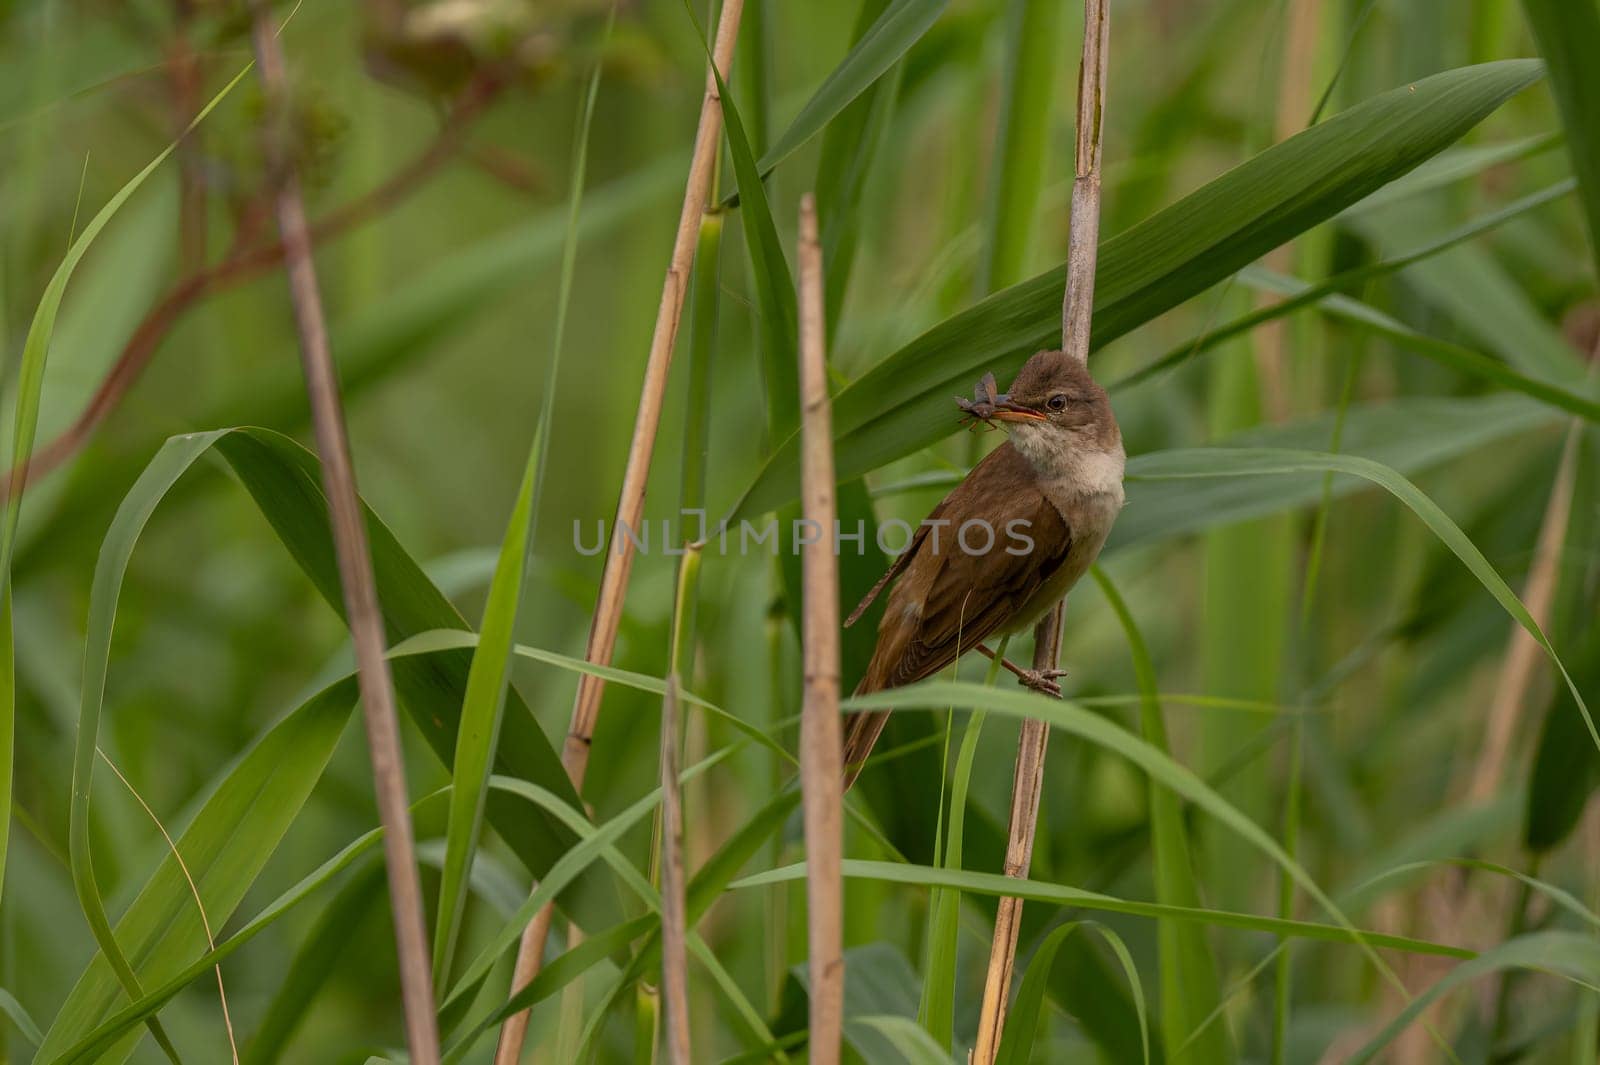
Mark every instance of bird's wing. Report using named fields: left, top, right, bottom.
left=860, top=449, right=1073, bottom=692
left=845, top=499, right=947, bottom=627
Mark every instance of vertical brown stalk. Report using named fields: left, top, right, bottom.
left=970, top=609, right=1061, bottom=1064
left=496, top=2, right=746, bottom=1059
left=1467, top=415, right=1587, bottom=801
left=1254, top=0, right=1324, bottom=423
left=246, top=7, right=439, bottom=1064
left=797, top=192, right=844, bottom=1065
left=973, top=3, right=1109, bottom=1061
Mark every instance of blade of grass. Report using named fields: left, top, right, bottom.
left=242, top=863, right=386, bottom=1065
left=1113, top=179, right=1581, bottom=393
left=731, top=60, right=1545, bottom=519
left=1521, top=0, right=1600, bottom=282
left=1231, top=265, right=1600, bottom=424
left=43, top=672, right=353, bottom=1064
left=680, top=212, right=725, bottom=533
left=1344, top=201, right=1583, bottom=387
left=65, top=434, right=232, bottom=1065
left=96, top=749, right=239, bottom=1064
left=814, top=0, right=894, bottom=331
left=477, top=768, right=783, bottom=1065
left=978, top=0, right=1065, bottom=296
left=51, top=628, right=787, bottom=1064
left=445, top=754, right=735, bottom=1027
left=1130, top=447, right=1597, bottom=749
left=1092, top=566, right=1227, bottom=1065
left=745, top=0, right=946, bottom=189
left=39, top=423, right=603, bottom=1062
left=53, top=759, right=729, bottom=1065
left=919, top=639, right=1008, bottom=1050
left=1343, top=131, right=1563, bottom=217
left=0, top=987, right=41, bottom=1049
left=15, top=67, right=249, bottom=1065
left=713, top=53, right=798, bottom=440
left=993, top=922, right=1148, bottom=1065
left=735, top=858, right=1469, bottom=959
left=457, top=787, right=804, bottom=1058
left=432, top=1, right=614, bottom=992
left=1349, top=932, right=1600, bottom=1064
left=432, top=443, right=540, bottom=984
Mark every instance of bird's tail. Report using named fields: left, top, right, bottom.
left=841, top=675, right=889, bottom=792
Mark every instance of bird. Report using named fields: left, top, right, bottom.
left=841, top=347, right=1125, bottom=787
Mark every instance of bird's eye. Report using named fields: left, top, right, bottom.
left=1047, top=393, right=1069, bottom=411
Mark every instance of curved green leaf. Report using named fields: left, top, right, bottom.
left=0, top=986, right=42, bottom=1048
left=713, top=59, right=798, bottom=438
left=432, top=6, right=613, bottom=985
left=43, top=669, right=355, bottom=1064
left=1234, top=264, right=1600, bottom=424
left=995, top=922, right=1148, bottom=1065
left=731, top=60, right=1544, bottom=519
left=1348, top=932, right=1600, bottom=1064
left=6, top=72, right=250, bottom=1055
left=752, top=0, right=947, bottom=187
left=1108, top=395, right=1554, bottom=551
left=243, top=862, right=386, bottom=1065
left=1116, top=180, right=1596, bottom=414
left=1093, top=568, right=1222, bottom=1064
left=734, top=858, right=1468, bottom=959
left=1522, top=0, right=1600, bottom=279
left=1128, top=447, right=1596, bottom=750
left=39, top=424, right=602, bottom=1064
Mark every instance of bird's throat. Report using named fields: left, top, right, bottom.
left=1009, top=425, right=1126, bottom=502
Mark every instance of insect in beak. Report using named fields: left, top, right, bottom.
left=955, top=372, right=1003, bottom=430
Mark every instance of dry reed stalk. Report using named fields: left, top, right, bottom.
left=99, top=749, right=238, bottom=1064
left=1467, top=418, right=1585, bottom=801
left=495, top=3, right=746, bottom=1058
left=247, top=5, right=439, bottom=1062
left=970, top=607, right=1062, bottom=1065
left=1414, top=359, right=1600, bottom=1057
left=1254, top=0, right=1324, bottom=423
left=797, top=192, right=845, bottom=1065
left=972, top=3, right=1109, bottom=1060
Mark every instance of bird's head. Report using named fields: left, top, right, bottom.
left=991, top=349, right=1120, bottom=454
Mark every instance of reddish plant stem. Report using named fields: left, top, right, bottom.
left=169, top=0, right=208, bottom=274
left=0, top=70, right=505, bottom=503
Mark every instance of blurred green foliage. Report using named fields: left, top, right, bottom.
left=2, top=1, right=1599, bottom=1062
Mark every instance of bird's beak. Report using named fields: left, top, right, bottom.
left=990, top=394, right=1047, bottom=423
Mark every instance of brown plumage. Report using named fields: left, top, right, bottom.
left=842, top=349, right=1125, bottom=787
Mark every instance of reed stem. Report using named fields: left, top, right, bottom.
left=246, top=6, right=438, bottom=1062
left=972, top=2, right=1109, bottom=1059
left=495, top=3, right=746, bottom=1058
left=797, top=192, right=845, bottom=1065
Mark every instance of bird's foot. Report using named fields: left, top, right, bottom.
left=1015, top=668, right=1068, bottom=699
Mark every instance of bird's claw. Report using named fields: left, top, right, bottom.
left=1016, top=668, right=1067, bottom=698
